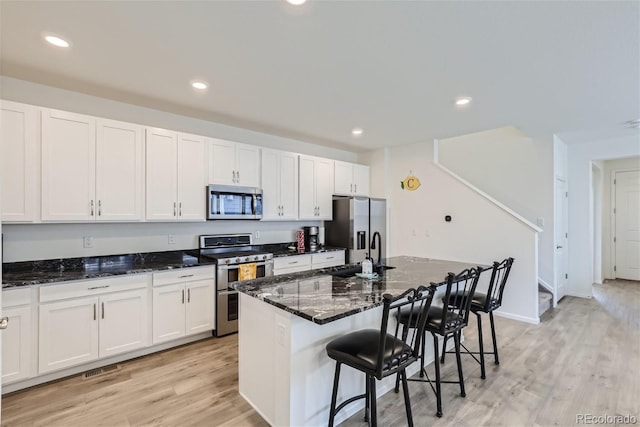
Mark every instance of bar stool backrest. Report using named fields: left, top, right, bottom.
left=375, top=285, right=436, bottom=380
left=433, top=267, right=481, bottom=335
left=482, top=257, right=515, bottom=312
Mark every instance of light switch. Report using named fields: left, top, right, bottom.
left=536, top=217, right=544, bottom=227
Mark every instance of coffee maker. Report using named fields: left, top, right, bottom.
left=303, top=226, right=319, bottom=252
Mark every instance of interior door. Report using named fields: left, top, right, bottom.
left=555, top=177, right=569, bottom=299
left=615, top=170, right=640, bottom=280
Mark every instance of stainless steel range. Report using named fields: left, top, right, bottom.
left=199, top=234, right=274, bottom=336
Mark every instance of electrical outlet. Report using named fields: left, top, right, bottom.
left=168, top=234, right=176, bottom=244
left=255, top=231, right=261, bottom=239
left=83, top=236, right=93, bottom=248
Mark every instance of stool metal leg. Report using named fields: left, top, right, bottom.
left=440, top=335, right=448, bottom=364
left=328, top=361, right=341, bottom=427
left=420, top=333, right=426, bottom=377
left=365, top=375, right=370, bottom=422
left=489, top=311, right=500, bottom=365
left=432, top=332, right=443, bottom=417
left=400, top=369, right=414, bottom=427
left=369, top=375, right=377, bottom=427
left=476, top=312, right=486, bottom=379
left=453, top=331, right=466, bottom=398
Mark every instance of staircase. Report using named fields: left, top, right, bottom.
left=538, top=284, right=553, bottom=316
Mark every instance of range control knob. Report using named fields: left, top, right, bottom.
left=235, top=257, right=241, bottom=263
left=262, top=255, right=267, bottom=260
left=252, top=256, right=258, bottom=261
left=224, top=259, right=230, bottom=264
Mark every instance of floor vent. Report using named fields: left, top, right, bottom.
left=82, top=364, right=120, bottom=379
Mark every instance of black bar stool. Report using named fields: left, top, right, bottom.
left=395, top=267, right=481, bottom=417
left=326, top=285, right=436, bottom=427
left=441, top=257, right=514, bottom=379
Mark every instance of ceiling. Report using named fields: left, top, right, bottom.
left=1, top=1, right=638, bottom=152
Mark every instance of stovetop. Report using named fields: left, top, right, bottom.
left=199, top=249, right=273, bottom=265
left=199, top=234, right=273, bottom=265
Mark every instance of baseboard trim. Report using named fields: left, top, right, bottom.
left=494, top=310, right=540, bottom=325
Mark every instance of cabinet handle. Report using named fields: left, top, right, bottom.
left=179, top=202, right=182, bottom=217
left=178, top=274, right=194, bottom=278
left=326, top=256, right=335, bottom=260
left=237, top=171, right=240, bottom=183
left=173, top=202, right=177, bottom=217
left=90, top=200, right=94, bottom=216
left=289, top=261, right=299, bottom=265
left=0, top=317, right=9, bottom=330
left=354, top=184, right=357, bottom=193
left=182, top=289, right=185, bottom=304
left=88, top=285, right=110, bottom=290
left=101, top=302, right=105, bottom=319
left=350, top=183, right=353, bottom=193
left=232, top=170, right=237, bottom=183
left=98, top=200, right=102, bottom=216
left=93, top=304, right=96, bottom=321
left=188, top=288, right=191, bottom=303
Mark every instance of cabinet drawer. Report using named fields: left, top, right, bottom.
left=273, top=255, right=311, bottom=271
left=311, top=251, right=345, bottom=267
left=2, top=287, right=31, bottom=308
left=39, top=274, right=151, bottom=303
left=152, top=266, right=215, bottom=287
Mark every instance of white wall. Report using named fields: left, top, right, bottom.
left=602, top=156, right=640, bottom=279
left=564, top=133, right=640, bottom=298
left=364, top=140, right=539, bottom=323
left=437, top=126, right=554, bottom=287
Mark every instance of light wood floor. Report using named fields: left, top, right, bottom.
left=2, top=279, right=638, bottom=427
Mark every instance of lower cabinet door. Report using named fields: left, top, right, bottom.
left=185, top=279, right=214, bottom=336
left=99, top=289, right=149, bottom=358
left=39, top=297, right=100, bottom=374
left=1, top=305, right=32, bottom=384
left=152, top=283, right=186, bottom=344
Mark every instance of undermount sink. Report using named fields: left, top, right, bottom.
left=328, top=265, right=396, bottom=278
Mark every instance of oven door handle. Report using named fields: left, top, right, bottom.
left=218, top=289, right=238, bottom=296
left=218, top=261, right=267, bottom=271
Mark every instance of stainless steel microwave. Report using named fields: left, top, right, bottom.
left=207, top=185, right=263, bottom=220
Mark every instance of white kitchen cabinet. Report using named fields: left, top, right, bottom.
left=41, top=109, right=96, bottom=221
left=145, top=128, right=207, bottom=221
left=0, top=100, right=39, bottom=222
left=1, top=288, right=33, bottom=384
left=39, top=296, right=100, bottom=374
left=41, top=109, right=145, bottom=222
left=209, top=138, right=260, bottom=187
left=334, top=161, right=370, bottom=196
left=311, top=250, right=346, bottom=269
left=273, top=254, right=312, bottom=275
left=95, top=118, right=145, bottom=221
left=152, top=267, right=215, bottom=344
left=261, top=149, right=298, bottom=220
left=38, top=275, right=150, bottom=374
left=298, top=155, right=334, bottom=220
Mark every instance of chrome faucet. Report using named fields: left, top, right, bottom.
left=370, top=231, right=382, bottom=267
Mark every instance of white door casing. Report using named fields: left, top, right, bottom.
left=614, top=170, right=640, bottom=280
left=555, top=177, right=569, bottom=299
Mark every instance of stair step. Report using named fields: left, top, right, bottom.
left=538, top=284, right=553, bottom=316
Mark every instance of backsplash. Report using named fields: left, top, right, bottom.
left=2, top=220, right=322, bottom=263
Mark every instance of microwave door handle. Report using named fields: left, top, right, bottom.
left=252, top=194, right=257, bottom=215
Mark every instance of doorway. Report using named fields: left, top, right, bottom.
left=555, top=176, right=569, bottom=300
left=614, top=170, right=640, bottom=280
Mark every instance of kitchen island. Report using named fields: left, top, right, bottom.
left=235, top=256, right=481, bottom=427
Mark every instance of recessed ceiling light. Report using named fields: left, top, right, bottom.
left=191, top=81, right=208, bottom=90
left=455, top=97, right=472, bottom=106
left=286, top=0, right=307, bottom=5
left=352, top=128, right=364, bottom=137
left=44, top=34, right=70, bottom=48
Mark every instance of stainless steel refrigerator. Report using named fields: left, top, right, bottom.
left=324, top=196, right=387, bottom=264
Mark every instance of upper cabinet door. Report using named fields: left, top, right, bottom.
left=333, top=161, right=353, bottom=196
left=177, top=133, right=207, bottom=221
left=279, top=151, right=298, bottom=220
left=314, top=157, right=334, bottom=220
left=298, top=155, right=317, bottom=220
left=41, top=109, right=96, bottom=221
left=0, top=101, right=39, bottom=222
left=145, top=127, right=178, bottom=221
left=261, top=149, right=280, bottom=220
left=96, top=119, right=144, bottom=221
left=235, top=143, right=260, bottom=187
left=209, top=138, right=236, bottom=185
left=352, top=164, right=370, bottom=196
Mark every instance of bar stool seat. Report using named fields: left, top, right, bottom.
left=326, top=330, right=412, bottom=373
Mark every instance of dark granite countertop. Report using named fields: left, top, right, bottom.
left=234, top=256, right=481, bottom=325
left=2, top=250, right=216, bottom=288
left=261, top=243, right=345, bottom=258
